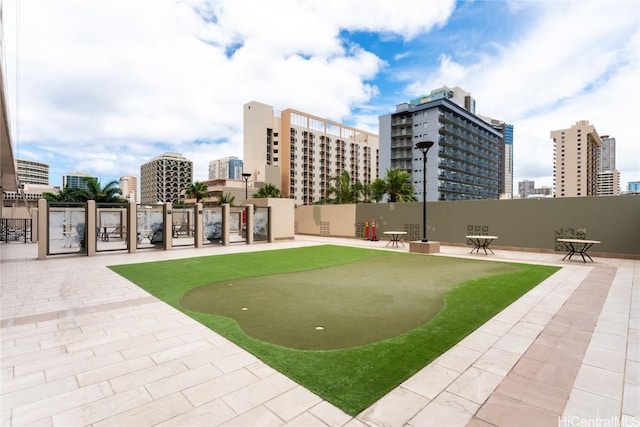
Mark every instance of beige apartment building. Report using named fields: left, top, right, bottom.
left=551, top=120, right=602, bottom=197
left=243, top=101, right=379, bottom=205
left=119, top=175, right=138, bottom=203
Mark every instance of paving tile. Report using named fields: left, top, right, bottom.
left=265, top=385, right=324, bottom=422
left=473, top=347, right=521, bottom=376
left=109, top=359, right=188, bottom=393
left=93, top=392, right=194, bottom=427
left=183, top=368, right=261, bottom=407
left=76, top=355, right=155, bottom=386
left=433, top=345, right=483, bottom=373
left=457, top=330, right=501, bottom=353
left=219, top=405, right=283, bottom=427
left=45, top=350, right=124, bottom=381
left=407, top=391, right=479, bottom=427
left=149, top=339, right=214, bottom=364
left=222, top=373, right=298, bottom=415
left=588, top=330, right=628, bottom=352
left=625, top=360, right=640, bottom=386
left=120, top=336, right=184, bottom=359
left=0, top=370, right=45, bottom=394
left=492, top=332, right=535, bottom=354
left=283, top=411, right=328, bottom=426
left=359, top=386, right=429, bottom=427
left=623, top=383, right=639, bottom=417
left=572, top=364, right=624, bottom=400
left=1, top=375, right=78, bottom=409
left=446, top=367, right=503, bottom=405
left=145, top=363, right=224, bottom=400
left=51, top=386, right=153, bottom=426
left=155, top=398, right=238, bottom=427
left=562, top=388, right=622, bottom=424
left=11, top=381, right=114, bottom=425
left=401, top=363, right=460, bottom=399
left=474, top=393, right=558, bottom=426
left=582, top=345, right=626, bottom=373
left=520, top=381, right=568, bottom=415
left=308, top=401, right=353, bottom=427
left=213, top=350, right=260, bottom=373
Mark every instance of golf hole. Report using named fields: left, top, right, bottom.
left=315, top=326, right=324, bottom=331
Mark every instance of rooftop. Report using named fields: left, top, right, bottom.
left=1, top=237, right=637, bottom=426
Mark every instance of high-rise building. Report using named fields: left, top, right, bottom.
left=63, top=172, right=96, bottom=190
left=119, top=175, right=138, bottom=203
left=16, top=159, right=49, bottom=186
left=480, top=116, right=513, bottom=199
left=413, top=86, right=476, bottom=114
left=628, top=181, right=640, bottom=193
left=243, top=101, right=379, bottom=205
left=551, top=120, right=602, bottom=197
left=596, top=135, right=620, bottom=196
left=379, top=97, right=503, bottom=201
left=209, top=156, right=244, bottom=180
left=518, top=180, right=535, bottom=198
left=140, top=152, right=193, bottom=204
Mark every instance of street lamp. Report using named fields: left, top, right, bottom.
left=242, top=173, right=251, bottom=200
left=415, top=141, right=435, bottom=242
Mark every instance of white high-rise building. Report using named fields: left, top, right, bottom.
left=140, top=153, right=193, bottom=204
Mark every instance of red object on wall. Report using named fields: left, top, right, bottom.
left=364, top=220, right=369, bottom=240
left=371, top=219, right=378, bottom=241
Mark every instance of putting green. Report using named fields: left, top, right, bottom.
left=180, top=255, right=518, bottom=350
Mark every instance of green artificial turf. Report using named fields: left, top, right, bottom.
left=109, top=245, right=559, bottom=416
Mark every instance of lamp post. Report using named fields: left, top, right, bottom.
left=415, top=141, right=434, bottom=242
left=242, top=173, right=251, bottom=200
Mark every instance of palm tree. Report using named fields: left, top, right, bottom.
left=254, top=183, right=281, bottom=198
left=186, top=181, right=209, bottom=203
left=83, top=177, right=124, bottom=202
left=42, top=186, right=89, bottom=202
left=217, top=193, right=235, bottom=206
left=382, top=168, right=416, bottom=202
left=326, top=171, right=359, bottom=204
left=370, top=178, right=388, bottom=203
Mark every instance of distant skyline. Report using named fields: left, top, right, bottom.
left=2, top=0, right=639, bottom=190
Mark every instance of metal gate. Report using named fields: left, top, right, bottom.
left=1, top=218, right=32, bottom=243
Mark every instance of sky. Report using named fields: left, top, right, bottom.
left=1, top=0, right=639, bottom=192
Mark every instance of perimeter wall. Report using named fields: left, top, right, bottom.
left=295, top=195, right=640, bottom=259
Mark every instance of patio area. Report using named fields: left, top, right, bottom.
left=1, top=236, right=638, bottom=426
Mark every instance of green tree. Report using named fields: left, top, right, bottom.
left=325, top=171, right=359, bottom=204
left=42, top=186, right=89, bottom=202
left=186, top=181, right=209, bottom=203
left=254, top=183, right=281, bottom=198
left=370, top=178, right=388, bottom=203
left=217, top=193, right=235, bottom=206
left=83, top=177, right=124, bottom=202
left=378, top=168, right=417, bottom=203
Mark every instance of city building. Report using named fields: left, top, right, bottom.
left=119, top=175, right=138, bottom=203
left=414, top=86, right=476, bottom=114
left=243, top=101, right=379, bottom=205
left=63, top=172, right=96, bottom=191
left=140, top=152, right=193, bottom=204
left=480, top=116, right=513, bottom=199
left=596, top=135, right=620, bottom=196
left=518, top=180, right=535, bottom=198
left=16, top=159, right=49, bottom=186
left=209, top=156, right=244, bottom=180
left=628, top=181, right=640, bottom=193
left=550, top=120, right=602, bottom=197
left=379, top=97, right=503, bottom=201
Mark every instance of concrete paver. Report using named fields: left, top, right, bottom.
left=1, top=237, right=637, bottom=426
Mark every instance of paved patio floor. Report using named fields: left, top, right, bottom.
left=1, top=236, right=638, bottom=426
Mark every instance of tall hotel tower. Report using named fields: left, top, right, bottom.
left=243, top=101, right=379, bottom=205
left=551, top=120, right=602, bottom=197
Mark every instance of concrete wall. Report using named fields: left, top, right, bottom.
left=251, top=197, right=295, bottom=240
left=295, top=204, right=357, bottom=237
left=296, top=195, right=640, bottom=258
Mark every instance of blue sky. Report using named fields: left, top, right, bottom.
left=2, top=0, right=639, bottom=191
